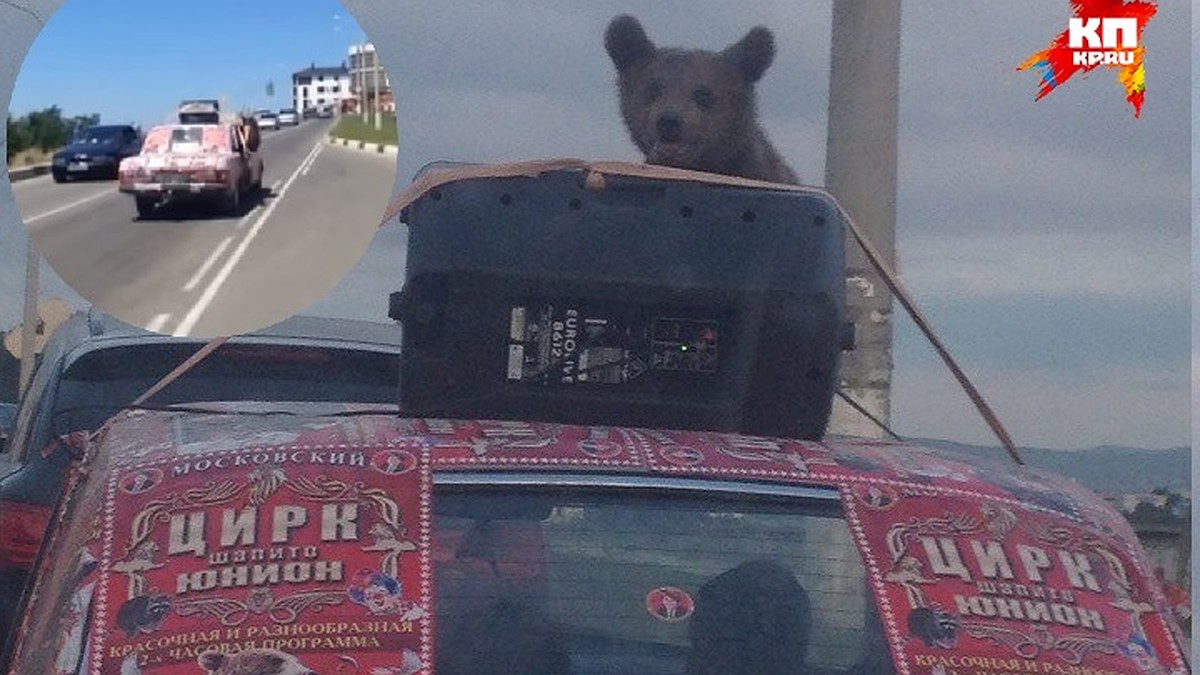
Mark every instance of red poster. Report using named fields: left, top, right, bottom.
left=843, top=485, right=1189, bottom=675
left=77, top=443, right=433, bottom=675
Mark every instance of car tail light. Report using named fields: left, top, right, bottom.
left=214, top=169, right=230, bottom=183
left=0, top=501, right=52, bottom=567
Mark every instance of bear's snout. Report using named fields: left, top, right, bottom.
left=655, top=113, right=683, bottom=143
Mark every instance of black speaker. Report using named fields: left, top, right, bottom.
left=393, top=165, right=848, bottom=440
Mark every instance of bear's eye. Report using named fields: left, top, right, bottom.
left=644, top=80, right=663, bottom=102
left=692, top=88, right=715, bottom=110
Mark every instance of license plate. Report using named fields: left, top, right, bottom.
left=159, top=173, right=189, bottom=186
left=68, top=162, right=88, bottom=171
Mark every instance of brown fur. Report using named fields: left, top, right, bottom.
left=197, top=648, right=316, bottom=675
left=605, top=15, right=798, bottom=184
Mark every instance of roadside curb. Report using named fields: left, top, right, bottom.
left=6, top=163, right=53, bottom=182
left=326, top=135, right=399, bottom=158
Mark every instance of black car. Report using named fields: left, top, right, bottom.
left=0, top=309, right=403, bottom=662
left=50, top=124, right=143, bottom=182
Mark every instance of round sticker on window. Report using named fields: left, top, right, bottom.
left=645, top=586, right=694, bottom=623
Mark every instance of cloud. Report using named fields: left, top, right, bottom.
left=894, top=291, right=1187, bottom=374
left=897, top=230, right=1189, bottom=299
left=897, top=132, right=1189, bottom=240
left=892, top=360, right=1189, bottom=450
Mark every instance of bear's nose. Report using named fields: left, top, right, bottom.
left=656, top=114, right=683, bottom=143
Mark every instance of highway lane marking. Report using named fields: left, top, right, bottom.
left=183, top=235, right=234, bottom=292
left=145, top=313, right=171, bottom=333
left=300, top=143, right=323, bottom=176
left=234, top=198, right=265, bottom=231
left=234, top=181, right=282, bottom=230
left=23, top=189, right=116, bottom=224
left=171, top=141, right=325, bottom=337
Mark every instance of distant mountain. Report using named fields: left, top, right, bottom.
left=910, top=438, right=1192, bottom=496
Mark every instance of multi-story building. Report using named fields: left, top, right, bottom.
left=347, top=43, right=395, bottom=114
left=291, top=63, right=352, bottom=115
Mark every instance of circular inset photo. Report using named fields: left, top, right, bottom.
left=8, top=0, right=397, bottom=337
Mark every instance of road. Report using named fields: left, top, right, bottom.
left=11, top=118, right=398, bottom=337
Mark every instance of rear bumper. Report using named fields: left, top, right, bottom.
left=119, top=182, right=229, bottom=197
left=52, top=157, right=120, bottom=178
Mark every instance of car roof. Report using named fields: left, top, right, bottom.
left=149, top=122, right=227, bottom=131
left=81, top=408, right=1129, bottom=533
left=40, top=309, right=403, bottom=372
left=10, top=411, right=1186, bottom=675
left=83, top=308, right=400, bottom=345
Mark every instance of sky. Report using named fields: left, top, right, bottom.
left=7, top=0, right=367, bottom=127
left=0, top=0, right=1193, bottom=452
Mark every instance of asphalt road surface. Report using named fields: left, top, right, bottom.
left=12, top=118, right=398, bottom=338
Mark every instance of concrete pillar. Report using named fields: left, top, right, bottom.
left=824, top=0, right=902, bottom=438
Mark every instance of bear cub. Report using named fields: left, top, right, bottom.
left=604, top=14, right=799, bottom=184
left=197, top=648, right=316, bottom=675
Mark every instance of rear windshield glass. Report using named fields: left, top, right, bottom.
left=73, top=126, right=127, bottom=144
left=433, top=485, right=894, bottom=674
left=47, top=344, right=399, bottom=443
left=141, top=126, right=227, bottom=154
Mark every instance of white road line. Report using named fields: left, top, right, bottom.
left=300, top=144, right=323, bottom=176
left=171, top=141, right=324, bottom=337
left=23, top=189, right=115, bottom=224
left=234, top=182, right=277, bottom=231
left=145, top=313, right=171, bottom=333
left=233, top=200, right=264, bottom=230
left=183, top=235, right=234, bottom=292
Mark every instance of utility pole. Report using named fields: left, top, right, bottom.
left=18, top=245, right=39, bottom=392
left=825, top=0, right=902, bottom=438
left=372, top=45, right=381, bottom=131
left=358, top=42, right=368, bottom=123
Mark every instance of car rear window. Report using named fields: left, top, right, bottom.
left=432, top=482, right=894, bottom=674
left=141, top=126, right=227, bottom=154
left=74, top=126, right=127, bottom=144
left=45, top=343, right=399, bottom=444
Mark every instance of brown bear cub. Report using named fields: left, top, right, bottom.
left=604, top=14, right=799, bottom=184
left=197, top=648, right=316, bottom=675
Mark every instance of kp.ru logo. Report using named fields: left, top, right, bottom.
left=1067, top=17, right=1137, bottom=65
left=1018, top=1, right=1158, bottom=118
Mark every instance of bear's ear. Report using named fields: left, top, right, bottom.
left=605, top=15, right=656, bottom=73
left=721, top=26, right=776, bottom=83
left=197, top=650, right=225, bottom=672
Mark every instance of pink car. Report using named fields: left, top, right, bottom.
left=117, top=122, right=265, bottom=219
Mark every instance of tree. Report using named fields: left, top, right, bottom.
left=67, top=113, right=101, bottom=138
left=6, top=106, right=98, bottom=165
left=1129, top=488, right=1189, bottom=525
left=6, top=114, right=32, bottom=162
left=23, top=105, right=71, bottom=151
